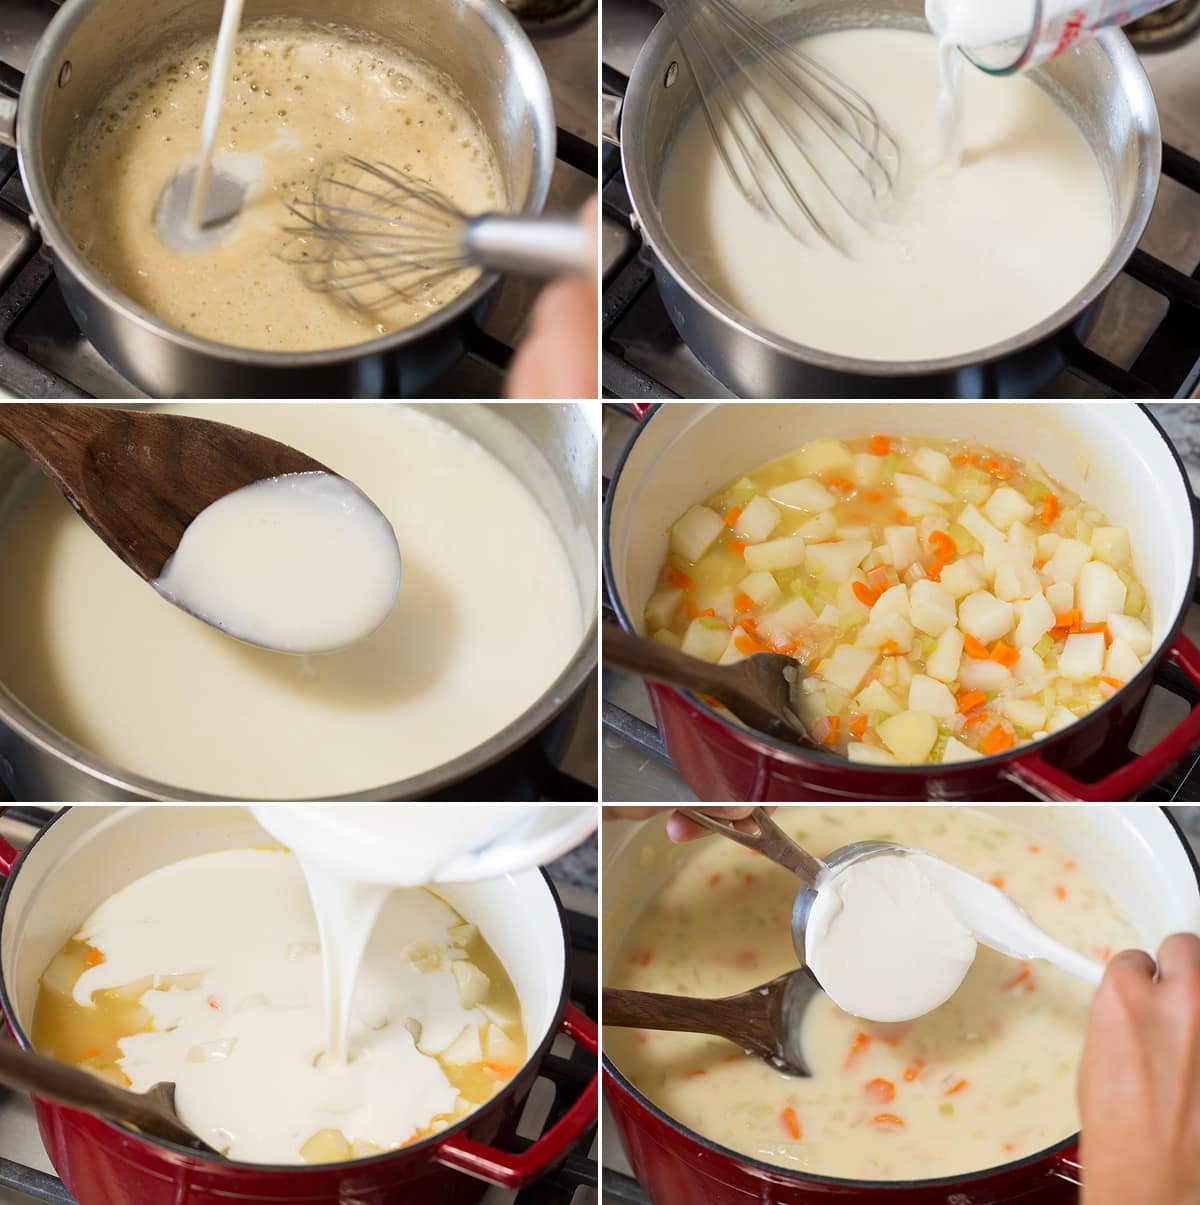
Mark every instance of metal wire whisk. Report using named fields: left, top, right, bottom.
left=281, top=157, right=593, bottom=312
left=663, top=0, right=902, bottom=246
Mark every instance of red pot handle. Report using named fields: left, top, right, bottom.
left=1005, top=632, right=1200, bottom=801
left=435, top=1004, right=597, bottom=1189
left=629, top=403, right=654, bottom=420
left=1049, top=1152, right=1083, bottom=1187
left=0, top=807, right=17, bottom=877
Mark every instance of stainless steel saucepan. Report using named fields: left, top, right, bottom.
left=0, top=0, right=555, bottom=398
left=607, top=0, right=1161, bottom=397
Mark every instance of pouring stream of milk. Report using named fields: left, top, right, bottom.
left=190, top=0, right=246, bottom=232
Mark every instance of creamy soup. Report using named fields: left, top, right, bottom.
left=0, top=404, right=584, bottom=798
left=33, top=847, right=527, bottom=1165
left=646, top=433, right=1150, bottom=764
left=607, top=806, right=1140, bottom=1181
left=657, top=27, right=1112, bottom=362
left=56, top=21, right=504, bottom=351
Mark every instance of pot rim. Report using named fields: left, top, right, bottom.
left=602, top=805, right=1200, bottom=1192
left=619, top=15, right=1161, bottom=379
left=0, top=805, right=575, bottom=1178
left=602, top=402, right=1199, bottom=778
left=15, top=0, right=556, bottom=369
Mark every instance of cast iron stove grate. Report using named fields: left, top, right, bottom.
left=0, top=808, right=599, bottom=1205
left=0, top=63, right=597, bottom=400
left=601, top=68, right=1200, bottom=401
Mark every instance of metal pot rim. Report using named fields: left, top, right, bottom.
left=15, top=0, right=556, bottom=369
left=618, top=17, right=1161, bottom=378
left=601, top=401, right=1198, bottom=777
left=602, top=805, right=1200, bottom=1191
left=0, top=806, right=576, bottom=1177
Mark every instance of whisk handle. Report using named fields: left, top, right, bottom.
left=464, top=217, right=593, bottom=279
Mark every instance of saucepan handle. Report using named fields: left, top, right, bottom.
left=601, top=93, right=622, bottom=146
left=1048, top=1151, right=1083, bottom=1187
left=0, top=96, right=15, bottom=149
left=628, top=403, right=655, bottom=419
left=1005, top=632, right=1200, bottom=801
left=0, top=807, right=17, bottom=877
left=435, top=1005, right=598, bottom=1189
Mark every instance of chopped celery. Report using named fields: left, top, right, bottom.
left=947, top=523, right=981, bottom=555
left=698, top=616, right=725, bottom=631
left=940, top=1103, right=955, bottom=1117
left=962, top=467, right=992, bottom=486
left=837, top=612, right=863, bottom=634
left=775, top=567, right=796, bottom=588
left=1033, top=634, right=1055, bottom=658
left=1075, top=519, right=1093, bottom=542
left=919, top=635, right=937, bottom=657
left=1124, top=581, right=1146, bottom=617
left=931, top=732, right=950, bottom=762
left=869, top=710, right=891, bottom=730
left=1024, top=480, right=1050, bottom=504
left=879, top=453, right=901, bottom=487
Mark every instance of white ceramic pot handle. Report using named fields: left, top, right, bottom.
left=435, top=806, right=597, bottom=883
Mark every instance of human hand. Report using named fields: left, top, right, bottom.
left=1078, top=934, right=1200, bottom=1205
left=604, top=806, right=760, bottom=843
left=506, top=197, right=597, bottom=400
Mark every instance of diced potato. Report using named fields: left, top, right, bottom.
left=851, top=452, right=885, bottom=487
left=645, top=589, right=683, bottom=631
left=816, top=604, right=842, bottom=627
left=738, top=571, right=782, bottom=608
left=859, top=614, right=915, bottom=654
left=1002, top=697, right=1047, bottom=732
left=1058, top=632, right=1106, bottom=681
left=856, top=680, right=904, bottom=715
left=1009, top=522, right=1035, bottom=551
left=769, top=479, right=836, bottom=512
left=838, top=575, right=871, bottom=617
left=744, top=536, right=806, bottom=573
left=1037, top=532, right=1061, bottom=561
left=957, top=504, right=1005, bottom=547
left=1106, top=613, right=1152, bottom=656
left=884, top=526, right=922, bottom=572
left=909, top=579, right=957, bottom=637
left=681, top=619, right=730, bottom=663
left=1105, top=638, right=1142, bottom=684
left=442, top=1023, right=485, bottom=1065
left=941, top=736, right=983, bottom=764
left=670, top=505, right=725, bottom=562
left=717, top=639, right=750, bottom=665
left=993, top=564, right=1040, bottom=603
left=817, top=645, right=880, bottom=694
left=1013, top=647, right=1048, bottom=687
left=760, top=597, right=819, bottom=642
left=940, top=560, right=984, bottom=600
left=911, top=447, right=953, bottom=485
left=805, top=540, right=873, bottom=582
left=300, top=1130, right=353, bottom=1165
left=404, top=941, right=443, bottom=973
left=1046, top=581, right=1074, bottom=614
left=926, top=627, right=964, bottom=683
left=1091, top=526, right=1131, bottom=567
left=982, top=487, right=1035, bottom=530
left=735, top=495, right=782, bottom=543
left=1077, top=561, right=1126, bottom=624
left=878, top=711, right=938, bottom=762
left=1048, top=706, right=1077, bottom=733
left=795, top=439, right=853, bottom=477
left=894, top=472, right=954, bottom=504
left=983, top=541, right=1035, bottom=574
left=895, top=497, right=947, bottom=520
left=451, top=960, right=492, bottom=1008
left=871, top=584, right=910, bottom=620
left=1013, top=593, right=1056, bottom=648
left=893, top=657, right=913, bottom=689
left=847, top=742, right=899, bottom=764
left=908, top=675, right=956, bottom=719
left=1044, top=538, right=1093, bottom=587
left=483, top=1024, right=524, bottom=1064
left=957, top=658, right=1010, bottom=692
left=796, top=511, right=837, bottom=541
left=958, top=591, right=1015, bottom=643
left=652, top=628, right=682, bottom=649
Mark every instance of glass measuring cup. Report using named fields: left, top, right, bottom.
left=927, top=0, right=1180, bottom=73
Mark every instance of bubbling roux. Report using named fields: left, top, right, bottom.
left=55, top=21, right=505, bottom=351
left=658, top=27, right=1114, bottom=362
left=32, top=847, right=528, bottom=1165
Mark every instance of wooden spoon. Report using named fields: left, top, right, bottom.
left=0, top=1037, right=219, bottom=1155
left=603, top=624, right=816, bottom=747
left=603, top=969, right=820, bottom=1076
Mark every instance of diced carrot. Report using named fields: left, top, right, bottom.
left=1053, top=884, right=1068, bottom=901
left=207, top=995, right=221, bottom=1011
left=953, top=451, right=980, bottom=466
left=1081, top=622, right=1112, bottom=645
left=728, top=540, right=747, bottom=558
left=709, top=873, right=722, bottom=888
left=865, top=489, right=883, bottom=504
left=903, top=1060, right=925, bottom=1082
left=1003, top=965, right=1034, bottom=992
left=990, top=874, right=1006, bottom=889
left=1094, top=945, right=1113, bottom=963
left=845, top=1032, right=872, bottom=1070
left=85, top=948, right=105, bottom=968
left=849, top=713, right=869, bottom=738
left=929, top=531, right=956, bottom=560
left=1003, top=1142, right=1017, bottom=1154
left=1028, top=844, right=1041, bottom=854
left=990, top=642, right=1019, bottom=668
left=956, top=689, right=987, bottom=714
left=926, top=560, right=944, bottom=582
left=739, top=617, right=760, bottom=636
left=1042, top=493, right=1059, bottom=525
left=483, top=1062, right=520, bottom=1080
left=697, top=608, right=714, bottom=618
left=872, top=1114, right=906, bottom=1130
left=865, top=1078, right=896, bottom=1105
left=1100, top=675, right=1125, bottom=689
left=734, top=592, right=756, bottom=614
left=780, top=1107, right=802, bottom=1140
left=866, top=565, right=891, bottom=593
left=980, top=725, right=1015, bottom=755
left=1054, top=609, right=1082, bottom=633
left=964, top=711, right=994, bottom=731
left=880, top=640, right=900, bottom=656
left=812, top=716, right=839, bottom=747
left=868, top=435, right=892, bottom=456
left=946, top=1079, right=969, bottom=1096
left=1064, top=859, right=1077, bottom=871
left=963, top=634, right=990, bottom=660
left=81, top=1047, right=100, bottom=1061
left=632, top=949, right=653, bottom=967
left=743, top=872, right=758, bottom=886
left=895, top=509, right=908, bottom=524
left=828, top=477, right=854, bottom=493
left=983, top=458, right=1014, bottom=480
left=666, top=566, right=695, bottom=590
left=723, top=507, right=743, bottom=529
left=734, top=634, right=765, bottom=656
left=853, top=581, right=880, bottom=608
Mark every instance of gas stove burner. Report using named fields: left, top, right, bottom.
left=504, top=0, right=597, bottom=34
left=1128, top=0, right=1200, bottom=51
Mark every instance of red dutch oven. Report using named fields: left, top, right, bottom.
left=0, top=806, right=598, bottom=1205
left=605, top=402, right=1200, bottom=800
left=603, top=805, right=1200, bottom=1203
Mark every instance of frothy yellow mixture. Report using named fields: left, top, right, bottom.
left=55, top=21, right=504, bottom=351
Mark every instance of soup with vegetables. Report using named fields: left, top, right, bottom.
left=645, top=434, right=1152, bottom=764
left=32, top=848, right=527, bottom=1165
left=607, top=806, right=1140, bottom=1181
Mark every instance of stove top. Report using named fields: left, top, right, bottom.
left=0, top=0, right=597, bottom=399
left=601, top=11, right=1200, bottom=399
left=0, top=808, right=599, bottom=1205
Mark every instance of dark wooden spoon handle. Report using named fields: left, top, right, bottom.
left=602, top=985, right=780, bottom=1060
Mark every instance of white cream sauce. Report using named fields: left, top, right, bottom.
left=658, top=27, right=1113, bottom=362
left=154, top=471, right=402, bottom=655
